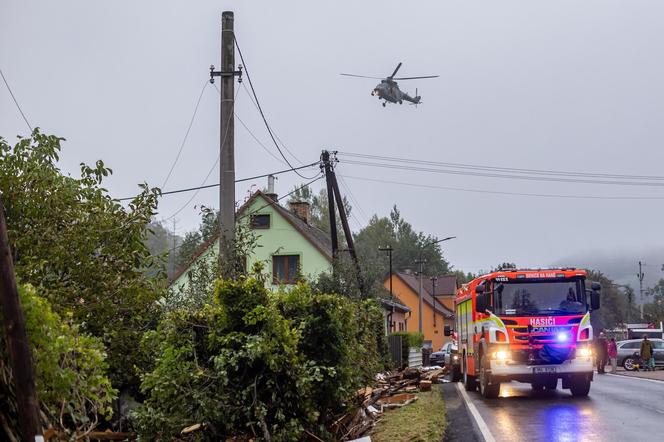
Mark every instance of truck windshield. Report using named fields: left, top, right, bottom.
left=493, top=280, right=586, bottom=316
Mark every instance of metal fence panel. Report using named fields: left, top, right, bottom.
left=388, top=335, right=402, bottom=369
left=408, top=347, right=422, bottom=368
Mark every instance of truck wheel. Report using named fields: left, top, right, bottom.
left=463, top=354, right=477, bottom=391
left=531, top=381, right=544, bottom=391
left=479, top=355, right=500, bottom=398
left=570, top=374, right=591, bottom=397
left=452, top=364, right=462, bottom=382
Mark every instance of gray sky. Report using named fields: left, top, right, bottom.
left=2, top=0, right=664, bottom=280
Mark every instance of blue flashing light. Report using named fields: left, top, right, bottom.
left=557, top=332, right=569, bottom=342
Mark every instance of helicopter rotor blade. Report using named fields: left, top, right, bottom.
left=389, top=62, right=403, bottom=78
left=392, top=75, right=440, bottom=80
left=340, top=73, right=384, bottom=79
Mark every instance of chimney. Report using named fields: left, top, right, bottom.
left=264, top=175, right=278, bottom=201
left=288, top=201, right=310, bottom=224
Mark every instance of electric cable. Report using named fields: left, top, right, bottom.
left=233, top=35, right=312, bottom=179
left=161, top=81, right=210, bottom=189
left=338, top=151, right=664, bottom=182
left=1, top=69, right=32, bottom=132
left=341, top=174, right=664, bottom=200
left=341, top=159, right=664, bottom=188
left=117, top=162, right=319, bottom=201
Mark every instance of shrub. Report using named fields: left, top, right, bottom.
left=135, top=279, right=387, bottom=441
left=0, top=284, right=116, bottom=439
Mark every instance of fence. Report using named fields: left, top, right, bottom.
left=388, top=334, right=402, bottom=369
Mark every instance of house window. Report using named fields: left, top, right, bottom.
left=272, top=255, right=300, bottom=284
left=250, top=214, right=270, bottom=229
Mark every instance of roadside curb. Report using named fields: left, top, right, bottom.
left=455, top=383, right=496, bottom=442
left=440, top=381, right=483, bottom=442
left=606, top=372, right=664, bottom=384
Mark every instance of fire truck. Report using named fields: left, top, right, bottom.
left=445, top=268, right=601, bottom=398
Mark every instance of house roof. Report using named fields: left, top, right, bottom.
left=390, top=272, right=455, bottom=318
left=169, top=191, right=333, bottom=284
left=380, top=297, right=411, bottom=313
left=424, top=275, right=457, bottom=297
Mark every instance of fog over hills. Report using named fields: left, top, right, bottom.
left=552, top=247, right=664, bottom=297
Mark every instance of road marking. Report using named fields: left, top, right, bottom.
left=456, top=383, right=496, bottom=442
left=606, top=373, right=664, bottom=385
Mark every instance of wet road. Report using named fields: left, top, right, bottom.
left=463, top=374, right=664, bottom=442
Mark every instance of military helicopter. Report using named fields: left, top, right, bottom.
left=341, top=62, right=438, bottom=107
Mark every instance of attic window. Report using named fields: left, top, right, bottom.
left=250, top=214, right=270, bottom=229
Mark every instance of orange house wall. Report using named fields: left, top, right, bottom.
left=385, top=276, right=451, bottom=351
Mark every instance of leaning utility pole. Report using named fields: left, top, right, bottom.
left=322, top=150, right=363, bottom=293
left=210, top=11, right=242, bottom=276
left=0, top=195, right=42, bottom=441
left=638, top=261, right=645, bottom=320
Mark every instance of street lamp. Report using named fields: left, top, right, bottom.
left=417, top=236, right=456, bottom=333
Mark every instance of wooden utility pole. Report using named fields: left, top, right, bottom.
left=322, top=150, right=364, bottom=293
left=0, top=195, right=42, bottom=441
left=210, top=11, right=242, bottom=276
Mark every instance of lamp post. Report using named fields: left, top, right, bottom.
left=417, top=236, right=456, bottom=333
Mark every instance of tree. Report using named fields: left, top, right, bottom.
left=174, top=209, right=219, bottom=270
left=643, top=279, right=664, bottom=324
left=586, top=270, right=638, bottom=331
left=354, top=206, right=450, bottom=292
left=0, top=130, right=164, bottom=391
left=144, top=220, right=182, bottom=278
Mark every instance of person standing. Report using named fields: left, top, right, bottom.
left=595, top=332, right=609, bottom=373
left=640, top=335, right=655, bottom=371
left=607, top=337, right=618, bottom=373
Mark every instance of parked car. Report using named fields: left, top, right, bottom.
left=616, top=338, right=664, bottom=370
left=443, top=342, right=461, bottom=381
left=430, top=346, right=446, bottom=367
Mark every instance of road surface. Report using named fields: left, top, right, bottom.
left=460, top=374, right=664, bottom=441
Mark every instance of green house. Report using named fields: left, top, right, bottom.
left=170, top=190, right=333, bottom=292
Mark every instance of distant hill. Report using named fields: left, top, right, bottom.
left=552, top=247, right=664, bottom=300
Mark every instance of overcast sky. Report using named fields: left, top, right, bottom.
left=2, top=0, right=664, bottom=280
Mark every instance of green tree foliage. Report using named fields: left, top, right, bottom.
left=0, top=285, right=115, bottom=439
left=587, top=270, right=638, bottom=331
left=354, top=206, right=450, bottom=291
left=136, top=279, right=386, bottom=441
left=144, top=220, right=182, bottom=278
left=0, top=130, right=163, bottom=391
left=644, top=279, right=664, bottom=324
left=174, top=209, right=219, bottom=270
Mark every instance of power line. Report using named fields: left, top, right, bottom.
left=338, top=151, right=664, bottom=182
left=1, top=69, right=32, bottom=132
left=161, top=81, right=210, bottom=189
left=117, top=162, right=319, bottom=201
left=235, top=111, right=287, bottom=165
left=336, top=172, right=369, bottom=226
left=341, top=174, right=664, bottom=200
left=241, top=82, right=304, bottom=165
left=341, top=158, right=664, bottom=188
left=233, top=35, right=312, bottom=179
left=160, top=87, right=240, bottom=221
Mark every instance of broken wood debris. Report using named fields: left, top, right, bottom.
left=332, top=365, right=449, bottom=441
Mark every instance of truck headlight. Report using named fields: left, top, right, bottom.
left=492, top=350, right=509, bottom=360
left=578, top=347, right=592, bottom=358
left=453, top=355, right=459, bottom=361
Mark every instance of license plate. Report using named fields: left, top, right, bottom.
left=533, top=366, right=557, bottom=374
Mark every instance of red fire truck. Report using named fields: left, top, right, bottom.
left=446, top=268, right=601, bottom=398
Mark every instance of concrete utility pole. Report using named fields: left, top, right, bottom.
left=416, top=236, right=456, bottom=334
left=210, top=11, right=242, bottom=276
left=0, top=195, right=42, bottom=441
left=638, top=261, right=645, bottom=320
left=431, top=276, right=438, bottom=327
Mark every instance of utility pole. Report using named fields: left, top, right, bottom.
left=210, top=11, right=242, bottom=276
left=379, top=246, right=394, bottom=332
left=322, top=150, right=364, bottom=293
left=0, top=195, right=42, bottom=441
left=638, top=261, right=645, bottom=320
left=415, top=257, right=426, bottom=333
left=431, top=276, right=438, bottom=327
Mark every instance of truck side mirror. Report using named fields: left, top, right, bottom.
left=444, top=325, right=452, bottom=336
left=591, top=282, right=601, bottom=291
left=591, top=289, right=600, bottom=310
